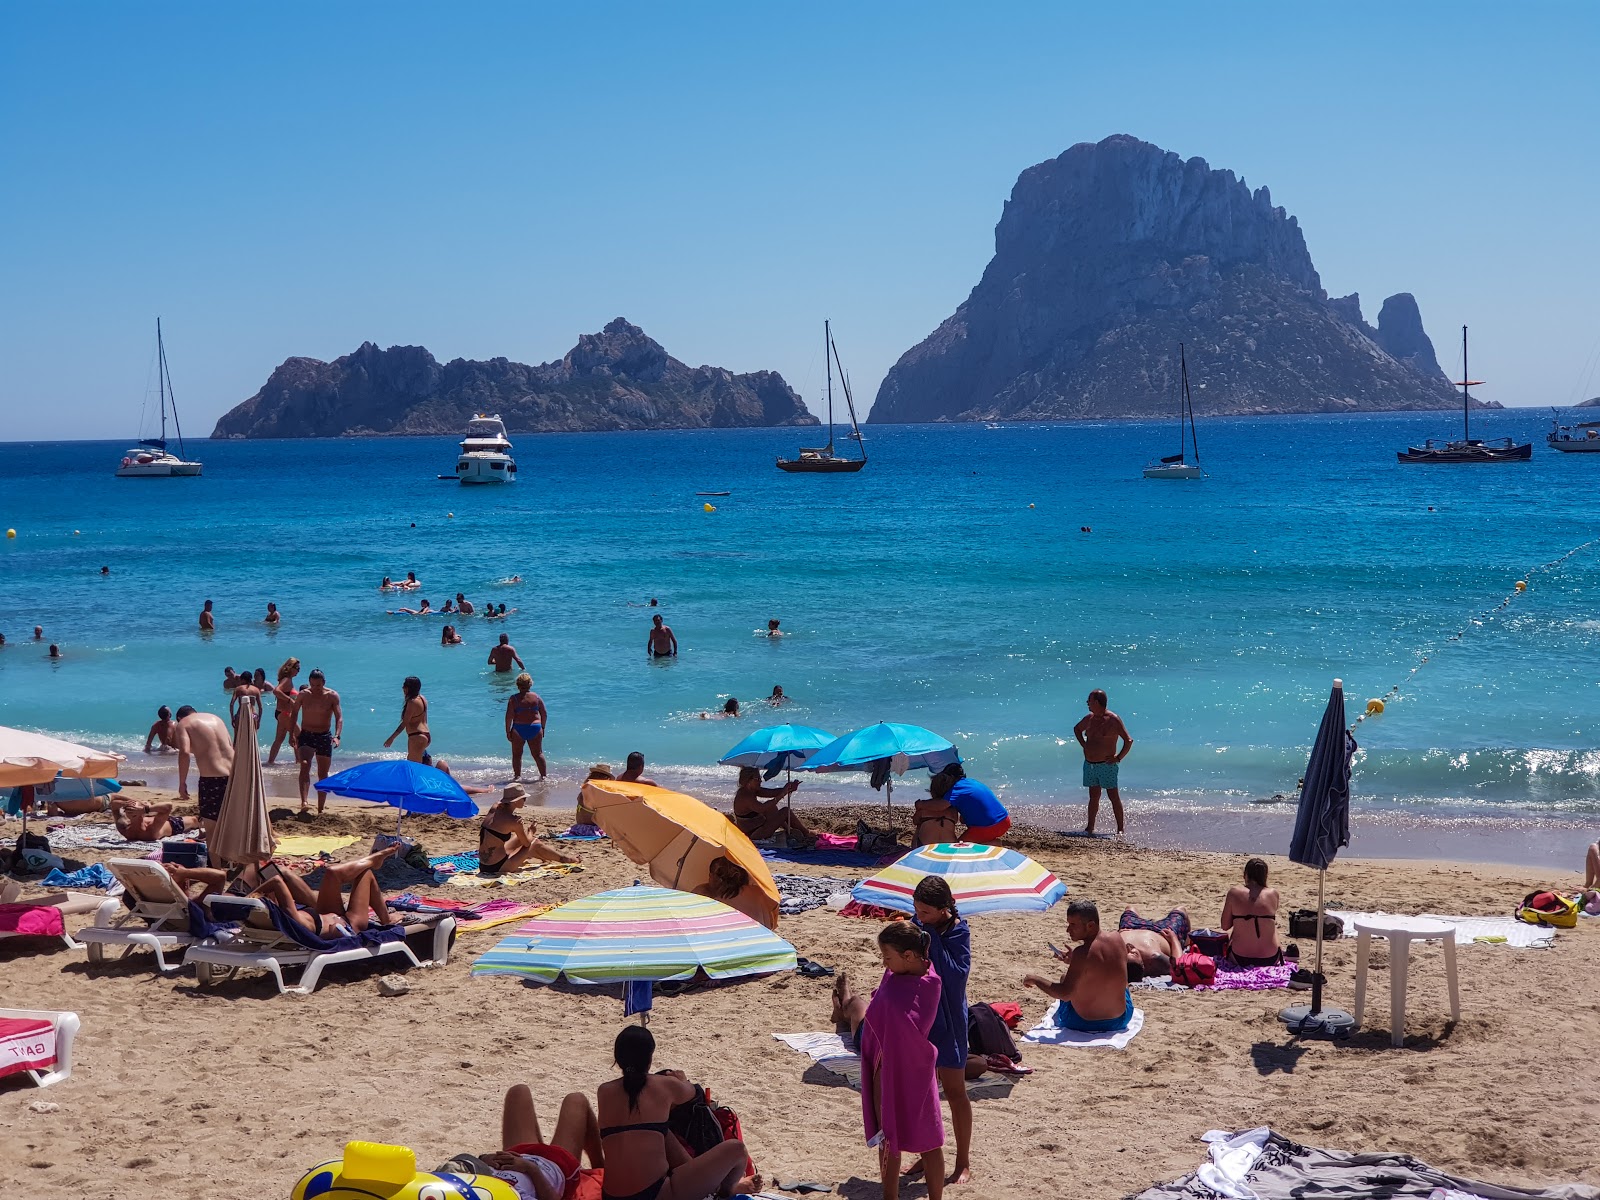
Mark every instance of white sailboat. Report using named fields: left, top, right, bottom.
left=116, top=319, right=202, bottom=478
left=1144, top=343, right=1202, bottom=480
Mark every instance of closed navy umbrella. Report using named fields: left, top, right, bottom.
left=1281, top=678, right=1358, bottom=1037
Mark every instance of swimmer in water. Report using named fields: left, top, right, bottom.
left=768, top=685, right=787, bottom=706
left=456, top=593, right=474, bottom=615
left=264, top=601, right=280, bottom=625
left=699, top=697, right=739, bottom=720
left=495, top=575, right=523, bottom=586
left=440, top=624, right=463, bottom=645
left=380, top=575, right=393, bottom=590
left=388, top=599, right=433, bottom=615
left=440, top=598, right=457, bottom=614
left=199, top=600, right=214, bottom=631
left=765, top=618, right=783, bottom=637
left=403, top=571, right=420, bottom=590
left=47, top=643, right=61, bottom=659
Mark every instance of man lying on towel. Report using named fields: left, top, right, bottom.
left=1022, top=899, right=1133, bottom=1032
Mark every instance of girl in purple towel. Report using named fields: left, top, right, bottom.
left=859, top=920, right=945, bottom=1200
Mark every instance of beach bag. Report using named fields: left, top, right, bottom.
left=1189, top=929, right=1229, bottom=957
left=855, top=819, right=899, bottom=857
left=668, top=1085, right=725, bottom=1156
left=1172, top=950, right=1217, bottom=987
left=968, top=1001, right=1022, bottom=1062
left=1289, top=909, right=1341, bottom=940
left=1515, top=890, right=1578, bottom=929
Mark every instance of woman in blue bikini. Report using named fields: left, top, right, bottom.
left=505, top=673, right=548, bottom=780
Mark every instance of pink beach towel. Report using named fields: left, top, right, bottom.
left=813, top=832, right=858, bottom=850
left=859, top=966, right=945, bottom=1156
left=0, top=1016, right=57, bottom=1079
left=1196, top=962, right=1295, bottom=991
left=0, top=904, right=66, bottom=939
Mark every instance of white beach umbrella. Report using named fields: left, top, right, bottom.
left=0, top=726, right=123, bottom=863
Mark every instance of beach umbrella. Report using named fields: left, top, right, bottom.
left=2, top=776, right=120, bottom=817
left=314, top=758, right=476, bottom=838
left=0, top=726, right=122, bottom=863
left=794, top=721, right=961, bottom=821
left=470, top=884, right=797, bottom=985
left=581, top=780, right=780, bottom=929
left=1280, top=678, right=1358, bottom=1038
left=719, top=724, right=837, bottom=776
left=851, top=842, right=1068, bottom=916
left=211, top=700, right=276, bottom=866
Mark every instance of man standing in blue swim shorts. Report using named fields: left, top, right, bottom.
left=1073, top=688, right=1133, bottom=835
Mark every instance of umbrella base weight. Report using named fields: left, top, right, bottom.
left=1278, top=1004, right=1356, bottom=1039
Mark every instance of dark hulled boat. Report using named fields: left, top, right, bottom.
left=777, top=320, right=867, bottom=474
left=1397, top=326, right=1531, bottom=463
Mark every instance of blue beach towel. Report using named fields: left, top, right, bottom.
left=41, top=863, right=117, bottom=891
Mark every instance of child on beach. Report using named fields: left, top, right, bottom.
left=859, top=920, right=946, bottom=1200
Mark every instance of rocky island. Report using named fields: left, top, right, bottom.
left=210, top=318, right=817, bottom=438
left=871, top=135, right=1475, bottom=423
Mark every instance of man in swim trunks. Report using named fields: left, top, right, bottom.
left=1073, top=688, right=1133, bottom=835
left=174, top=705, right=233, bottom=842
left=646, top=614, right=676, bottom=658
left=456, top=592, right=475, bottom=615
left=199, top=600, right=214, bottom=631
left=1117, top=911, right=1187, bottom=981
left=489, top=633, right=525, bottom=674
left=505, top=673, right=548, bottom=780
left=293, top=669, right=342, bottom=814
left=144, top=705, right=178, bottom=753
left=617, top=752, right=656, bottom=787
left=1022, top=899, right=1133, bottom=1032
left=111, top=798, right=187, bottom=841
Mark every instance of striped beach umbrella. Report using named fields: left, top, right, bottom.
left=851, top=842, right=1067, bottom=917
left=470, top=885, right=797, bottom=985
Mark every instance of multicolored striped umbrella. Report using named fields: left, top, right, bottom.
left=852, top=842, right=1067, bottom=916
left=470, top=885, right=797, bottom=984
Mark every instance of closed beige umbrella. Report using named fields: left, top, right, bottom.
left=211, top=702, right=276, bottom=866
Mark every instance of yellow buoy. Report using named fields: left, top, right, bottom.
left=4, top=529, right=14, bottom=539
left=1515, top=580, right=1527, bottom=592
left=1366, top=698, right=1385, bottom=715
left=703, top=503, right=716, bottom=513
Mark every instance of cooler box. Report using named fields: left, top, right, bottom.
left=161, top=839, right=208, bottom=868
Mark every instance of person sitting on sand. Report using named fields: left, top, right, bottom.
left=598, top=1027, right=755, bottom=1200
left=694, top=855, right=775, bottom=929
left=111, top=798, right=188, bottom=841
left=144, top=705, right=178, bottom=753
left=617, top=751, right=656, bottom=787
left=168, top=845, right=400, bottom=938
left=479, top=785, right=578, bottom=874
left=576, top=764, right=612, bottom=827
left=732, top=766, right=810, bottom=845
left=1220, top=857, right=1281, bottom=966
left=1023, top=899, right=1132, bottom=1032
left=469, top=1083, right=605, bottom=1200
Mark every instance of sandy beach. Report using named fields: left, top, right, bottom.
left=3, top=787, right=1595, bottom=1200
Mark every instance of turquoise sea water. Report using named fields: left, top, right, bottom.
left=1, top=410, right=1597, bottom=840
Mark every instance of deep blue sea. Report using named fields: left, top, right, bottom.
left=2, top=410, right=1596, bottom=848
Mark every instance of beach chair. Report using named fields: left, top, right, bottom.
left=76, top=858, right=197, bottom=972
left=0, top=878, right=120, bottom=952
left=186, top=894, right=454, bottom=996
left=0, top=1008, right=80, bottom=1088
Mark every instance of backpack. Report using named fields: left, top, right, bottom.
left=1288, top=909, right=1342, bottom=940
left=967, top=1001, right=1022, bottom=1062
left=855, top=819, right=899, bottom=858
left=1172, top=950, right=1218, bottom=987
left=1515, top=890, right=1578, bottom=929
left=669, top=1086, right=754, bottom=1178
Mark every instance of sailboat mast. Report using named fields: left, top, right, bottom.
left=1178, top=343, right=1188, bottom=460
left=157, top=318, right=168, bottom=444
left=1182, top=344, right=1200, bottom=465
left=1461, top=324, right=1470, bottom=441
left=824, top=319, right=835, bottom=453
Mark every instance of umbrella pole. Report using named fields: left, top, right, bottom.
left=1311, top=868, right=1326, bottom=1015
left=16, top=784, right=34, bottom=867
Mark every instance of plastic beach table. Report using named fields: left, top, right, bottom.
left=1351, top=916, right=1460, bottom=1047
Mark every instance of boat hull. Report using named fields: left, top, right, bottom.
left=116, top=458, right=202, bottom=477
left=1548, top=436, right=1600, bottom=453
left=776, top=457, right=866, bottom=473
left=1143, top=463, right=1202, bottom=480
left=1396, top=442, right=1532, bottom=463
left=456, top=454, right=517, bottom=483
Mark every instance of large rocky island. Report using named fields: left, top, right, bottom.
left=211, top=318, right=817, bottom=438
left=871, top=135, right=1472, bottom=423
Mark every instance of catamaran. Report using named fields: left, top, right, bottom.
left=1143, top=343, right=1203, bottom=479
left=777, top=320, right=867, bottom=473
left=1397, top=326, right=1531, bottom=463
left=116, top=319, right=202, bottom=478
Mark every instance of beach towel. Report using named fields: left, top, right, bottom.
left=813, top=832, right=858, bottom=850
left=772, top=874, right=856, bottom=915
left=0, top=904, right=66, bottom=938
left=447, top=862, right=583, bottom=889
left=42, top=824, right=157, bottom=854
left=0, top=1015, right=58, bottom=1080
left=860, top=966, right=944, bottom=1155
left=1134, top=962, right=1295, bottom=993
left=1326, top=909, right=1555, bottom=949
left=390, top=893, right=477, bottom=913
left=273, top=835, right=358, bottom=857
left=456, top=901, right=548, bottom=933
left=760, top=846, right=884, bottom=868
left=551, top=825, right=606, bottom=842
left=1023, top=1002, right=1145, bottom=1049
left=837, top=899, right=903, bottom=921
left=40, top=864, right=117, bottom=891
left=773, top=1031, right=864, bottom=1087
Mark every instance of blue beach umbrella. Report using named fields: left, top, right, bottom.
left=795, top=722, right=961, bottom=818
left=719, top=724, right=837, bottom=778
left=1281, top=677, right=1358, bottom=1037
left=314, top=759, right=477, bottom=838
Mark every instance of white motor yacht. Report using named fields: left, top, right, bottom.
left=116, top=319, right=203, bottom=478
left=455, top=414, right=517, bottom=483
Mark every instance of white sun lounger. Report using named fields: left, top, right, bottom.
left=0, top=877, right=119, bottom=952
left=0, top=1008, right=80, bottom=1088
left=77, top=858, right=197, bottom=972
left=186, top=894, right=455, bottom=996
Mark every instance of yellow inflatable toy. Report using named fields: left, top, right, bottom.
left=294, top=1141, right=517, bottom=1200
left=703, top=503, right=716, bottom=512
left=1366, top=698, right=1385, bottom=715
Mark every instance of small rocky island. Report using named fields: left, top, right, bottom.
left=211, top=318, right=817, bottom=438
left=872, top=135, right=1478, bottom=423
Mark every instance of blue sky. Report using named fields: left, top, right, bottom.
left=2, top=2, right=1597, bottom=439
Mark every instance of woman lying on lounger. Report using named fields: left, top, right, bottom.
left=167, top=845, right=401, bottom=939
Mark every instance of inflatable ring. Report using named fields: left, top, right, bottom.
left=294, top=1141, right=518, bottom=1200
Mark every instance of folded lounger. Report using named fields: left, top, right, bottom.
left=0, top=1008, right=81, bottom=1088
left=76, top=858, right=198, bottom=972
left=0, top=878, right=120, bottom=952
left=186, top=894, right=455, bottom=996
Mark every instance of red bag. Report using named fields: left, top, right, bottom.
left=1172, top=950, right=1217, bottom=987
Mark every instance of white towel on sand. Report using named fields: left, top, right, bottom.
left=772, top=1031, right=861, bottom=1086
left=1022, top=1003, right=1144, bottom=1049
left=1326, top=910, right=1554, bottom=949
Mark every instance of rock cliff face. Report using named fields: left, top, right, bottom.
left=211, top=319, right=817, bottom=438
left=871, top=136, right=1464, bottom=422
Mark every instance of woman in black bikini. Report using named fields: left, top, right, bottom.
left=384, top=675, right=431, bottom=763
left=596, top=1027, right=752, bottom=1200
left=1221, top=857, right=1282, bottom=966
left=479, top=785, right=577, bottom=875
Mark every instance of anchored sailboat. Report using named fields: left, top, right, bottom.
left=777, top=320, right=866, bottom=473
left=1397, top=326, right=1530, bottom=463
left=1143, top=343, right=1202, bottom=480
left=116, top=319, right=202, bottom=478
